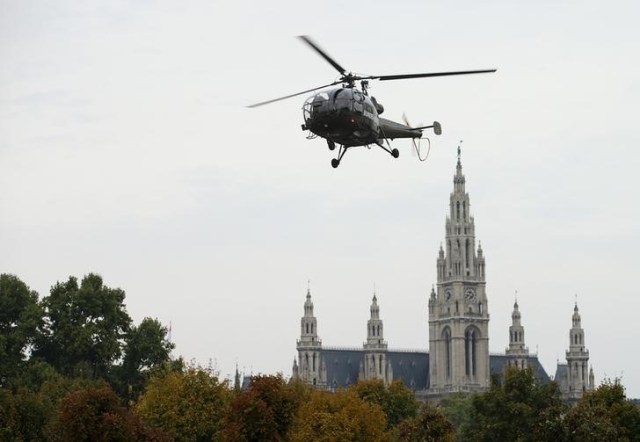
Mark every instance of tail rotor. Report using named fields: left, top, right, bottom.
left=402, top=113, right=432, bottom=162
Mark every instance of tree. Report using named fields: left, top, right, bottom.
left=462, top=368, right=567, bottom=442
left=46, top=385, right=168, bottom=442
left=35, top=274, right=132, bottom=379
left=290, top=389, right=388, bottom=441
left=112, top=317, right=174, bottom=401
left=565, top=380, right=640, bottom=442
left=0, top=274, right=42, bottom=385
left=350, top=379, right=419, bottom=428
left=223, top=374, right=301, bottom=441
left=136, top=365, right=230, bottom=441
left=395, top=404, right=456, bottom=442
left=439, top=393, right=474, bottom=437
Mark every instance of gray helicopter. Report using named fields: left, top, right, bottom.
left=249, top=36, right=496, bottom=168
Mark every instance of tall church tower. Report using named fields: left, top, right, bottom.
left=429, top=149, right=490, bottom=393
left=295, top=288, right=326, bottom=387
left=564, top=303, right=594, bottom=399
left=361, top=293, right=392, bottom=385
left=505, top=299, right=529, bottom=368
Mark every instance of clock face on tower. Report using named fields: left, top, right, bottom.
left=464, top=288, right=476, bottom=303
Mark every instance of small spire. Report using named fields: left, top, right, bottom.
left=514, top=289, right=518, bottom=307
left=457, top=140, right=463, bottom=166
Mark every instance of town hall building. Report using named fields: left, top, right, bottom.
left=291, top=151, right=595, bottom=400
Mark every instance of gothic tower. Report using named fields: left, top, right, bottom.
left=505, top=299, right=529, bottom=368
left=361, top=293, right=392, bottom=385
left=295, top=288, right=326, bottom=387
left=564, top=303, right=594, bottom=399
left=429, top=149, right=490, bottom=393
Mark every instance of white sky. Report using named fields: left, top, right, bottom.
left=1, top=0, right=639, bottom=397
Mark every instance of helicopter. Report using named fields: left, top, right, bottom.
left=248, top=36, right=496, bottom=168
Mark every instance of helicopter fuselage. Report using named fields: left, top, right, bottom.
left=301, top=87, right=422, bottom=147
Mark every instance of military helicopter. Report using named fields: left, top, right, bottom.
left=248, top=36, right=496, bottom=168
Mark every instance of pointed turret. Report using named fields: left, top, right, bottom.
left=296, top=285, right=325, bottom=387
left=234, top=364, right=241, bottom=391
left=363, top=291, right=390, bottom=384
left=505, top=297, right=529, bottom=368
left=563, top=301, right=592, bottom=399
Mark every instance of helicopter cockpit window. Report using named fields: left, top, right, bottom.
left=333, top=88, right=353, bottom=111
left=303, top=92, right=330, bottom=122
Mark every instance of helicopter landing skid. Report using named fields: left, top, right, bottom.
left=331, top=145, right=349, bottom=168
left=375, top=138, right=399, bottom=159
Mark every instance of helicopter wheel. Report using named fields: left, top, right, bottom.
left=331, top=158, right=340, bottom=168
left=391, top=148, right=399, bottom=158
left=327, top=140, right=336, bottom=151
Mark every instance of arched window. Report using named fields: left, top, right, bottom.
left=465, top=239, right=470, bottom=268
left=456, top=201, right=460, bottom=220
left=479, top=302, right=483, bottom=314
left=463, top=201, right=467, bottom=220
left=465, top=327, right=479, bottom=377
left=443, top=328, right=452, bottom=379
left=311, top=323, right=314, bottom=334
left=312, top=353, right=316, bottom=371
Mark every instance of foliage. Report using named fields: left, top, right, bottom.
left=46, top=385, right=168, bottom=442
left=565, top=380, right=640, bottom=442
left=0, top=273, right=43, bottom=386
left=394, top=404, right=455, bottom=442
left=350, top=379, right=419, bottom=428
left=439, top=392, right=474, bottom=437
left=223, top=374, right=301, bottom=441
left=35, top=274, right=132, bottom=379
left=462, top=368, right=567, bottom=442
left=112, top=317, right=175, bottom=402
left=290, top=388, right=388, bottom=441
left=136, top=365, right=230, bottom=441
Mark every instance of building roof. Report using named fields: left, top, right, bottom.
left=319, top=348, right=551, bottom=391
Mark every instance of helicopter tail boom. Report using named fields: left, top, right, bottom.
left=379, top=118, right=423, bottom=139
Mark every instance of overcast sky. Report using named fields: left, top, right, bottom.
left=2, top=1, right=639, bottom=397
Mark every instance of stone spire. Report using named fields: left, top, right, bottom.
left=296, top=286, right=324, bottom=387
left=438, top=147, right=483, bottom=283
left=564, top=301, right=592, bottom=399
left=429, top=151, right=490, bottom=393
left=364, top=292, right=390, bottom=384
left=366, top=292, right=385, bottom=347
left=506, top=296, right=529, bottom=368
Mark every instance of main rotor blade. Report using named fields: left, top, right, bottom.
left=298, top=35, right=347, bottom=76
left=247, top=81, right=340, bottom=108
left=367, top=69, right=497, bottom=81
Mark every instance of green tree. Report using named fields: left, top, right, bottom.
left=223, top=374, right=300, bottom=441
left=112, top=317, right=174, bottom=402
left=350, top=379, right=419, bottom=428
left=136, top=365, right=230, bottom=441
left=439, top=393, right=473, bottom=438
left=35, top=274, right=132, bottom=379
left=290, top=388, right=388, bottom=441
left=462, top=368, right=567, bottom=442
left=0, top=273, right=43, bottom=386
left=395, top=404, right=455, bottom=442
left=565, top=380, right=640, bottom=442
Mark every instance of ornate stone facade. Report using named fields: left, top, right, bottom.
left=292, top=152, right=595, bottom=400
